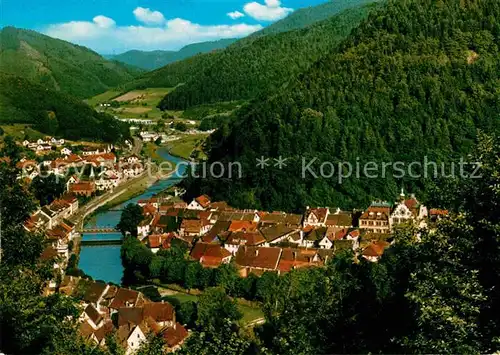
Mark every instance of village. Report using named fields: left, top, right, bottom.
left=133, top=191, right=448, bottom=274
left=8, top=132, right=452, bottom=355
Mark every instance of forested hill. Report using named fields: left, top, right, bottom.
left=124, top=0, right=380, bottom=93
left=0, top=27, right=142, bottom=99
left=0, top=73, right=130, bottom=143
left=157, top=2, right=381, bottom=110
left=246, top=0, right=380, bottom=40
left=184, top=0, right=500, bottom=212
left=107, top=38, right=238, bottom=70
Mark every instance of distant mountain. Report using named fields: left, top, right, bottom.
left=0, top=73, right=130, bottom=143
left=0, top=27, right=143, bottom=99
left=107, top=38, right=238, bottom=70
left=158, top=2, right=381, bottom=110
left=184, top=0, right=500, bottom=212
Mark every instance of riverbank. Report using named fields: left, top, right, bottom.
left=166, top=134, right=208, bottom=160
left=77, top=150, right=188, bottom=284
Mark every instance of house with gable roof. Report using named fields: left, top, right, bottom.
left=187, top=194, right=211, bottom=210
left=303, top=207, right=329, bottom=227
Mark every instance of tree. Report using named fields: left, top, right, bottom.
left=174, top=122, right=188, bottom=132
left=121, top=236, right=154, bottom=284
left=184, top=261, right=203, bottom=290
left=178, top=319, right=251, bottom=355
left=177, top=301, right=197, bottom=328
left=136, top=334, right=165, bottom=355
left=214, top=263, right=239, bottom=296
left=117, top=203, right=143, bottom=236
left=31, top=174, right=67, bottom=206
left=196, top=287, right=242, bottom=331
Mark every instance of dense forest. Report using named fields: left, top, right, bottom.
left=118, top=52, right=216, bottom=91
left=158, top=3, right=381, bottom=110
left=108, top=38, right=238, bottom=70
left=183, top=0, right=500, bottom=212
left=244, top=0, right=380, bottom=40
left=0, top=27, right=142, bottom=99
left=0, top=73, right=130, bottom=143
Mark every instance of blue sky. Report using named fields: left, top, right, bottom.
left=1, top=0, right=327, bottom=53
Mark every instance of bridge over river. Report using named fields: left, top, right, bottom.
left=80, top=232, right=123, bottom=246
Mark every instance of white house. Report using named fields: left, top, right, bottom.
left=303, top=207, right=329, bottom=227
left=124, top=325, right=147, bottom=355
left=61, top=147, right=72, bottom=156
left=187, top=195, right=211, bottom=210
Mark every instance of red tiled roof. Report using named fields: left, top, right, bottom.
left=70, top=182, right=95, bottom=192
left=195, top=194, right=211, bottom=208
left=228, top=220, right=258, bottom=232
left=404, top=198, right=419, bottom=210
left=162, top=323, right=188, bottom=348
left=225, top=231, right=266, bottom=246
left=360, top=206, right=390, bottom=220
left=181, top=219, right=202, bottom=234
left=308, top=208, right=328, bottom=222
left=349, top=229, right=360, bottom=238
left=429, top=209, right=449, bottom=216
left=109, top=288, right=139, bottom=309
left=143, top=204, right=157, bottom=215
left=191, top=242, right=230, bottom=261
left=362, top=241, right=390, bottom=257
left=277, top=248, right=321, bottom=272
left=234, top=246, right=282, bottom=270
left=143, top=302, right=175, bottom=323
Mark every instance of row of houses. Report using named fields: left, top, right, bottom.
left=22, top=136, right=65, bottom=153
left=59, top=278, right=188, bottom=354
left=18, top=153, right=145, bottom=195
left=25, top=194, right=80, bottom=289
left=135, top=192, right=449, bottom=273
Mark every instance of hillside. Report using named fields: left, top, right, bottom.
left=246, top=0, right=379, bottom=40
left=0, top=27, right=142, bottom=99
left=0, top=73, right=130, bottom=143
left=124, top=0, right=380, bottom=95
left=183, top=0, right=500, bottom=211
left=108, top=38, right=238, bottom=70
left=158, top=2, right=381, bottom=110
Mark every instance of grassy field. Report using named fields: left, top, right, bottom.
left=0, top=124, right=46, bottom=141
left=163, top=291, right=264, bottom=324
left=85, top=90, right=121, bottom=106
left=167, top=134, right=208, bottom=160
left=87, top=88, right=175, bottom=120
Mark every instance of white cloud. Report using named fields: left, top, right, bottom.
left=133, top=7, right=166, bottom=25
left=227, top=11, right=245, bottom=19
left=243, top=0, right=293, bottom=21
left=93, top=15, right=115, bottom=29
left=44, top=14, right=263, bottom=53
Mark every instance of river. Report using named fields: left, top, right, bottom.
left=78, top=148, right=188, bottom=284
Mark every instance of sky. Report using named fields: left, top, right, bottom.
left=1, top=0, right=327, bottom=54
